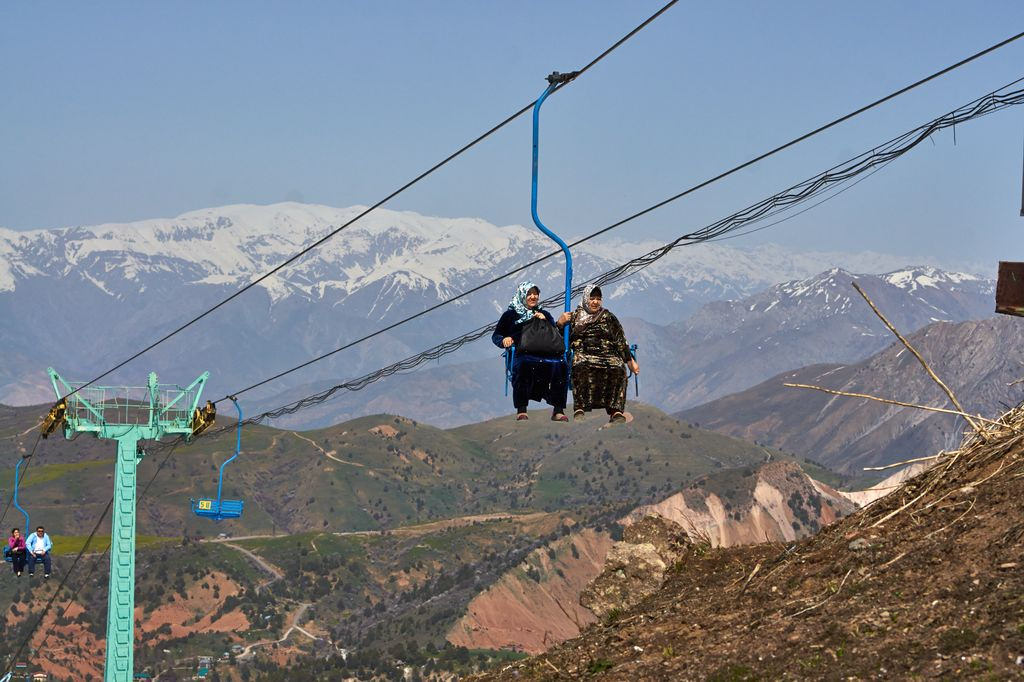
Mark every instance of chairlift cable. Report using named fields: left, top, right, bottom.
left=241, top=80, right=1024, bottom=424
left=11, top=28, right=1024, bottom=671
left=59, top=18, right=1019, bottom=403
left=1019, top=126, right=1024, bottom=217
left=57, top=0, right=681, bottom=401
left=18, top=75, right=1010, bottom=678
left=221, top=76, right=1024, bottom=404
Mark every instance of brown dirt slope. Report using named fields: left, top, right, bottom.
left=449, top=462, right=854, bottom=657
left=479, top=405, right=1024, bottom=680
left=448, top=528, right=614, bottom=654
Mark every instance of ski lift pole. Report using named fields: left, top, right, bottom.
left=531, top=72, right=577, bottom=352
left=629, top=344, right=640, bottom=397
left=47, top=368, right=208, bottom=682
left=12, top=457, right=29, bottom=536
left=503, top=347, right=515, bottom=396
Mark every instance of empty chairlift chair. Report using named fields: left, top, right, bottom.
left=191, top=397, right=245, bottom=521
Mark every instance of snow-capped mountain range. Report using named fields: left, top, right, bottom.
left=0, top=202, right=957, bottom=305
left=0, top=202, right=994, bottom=411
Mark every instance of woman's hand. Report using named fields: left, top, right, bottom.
left=628, top=359, right=639, bottom=375
left=533, top=311, right=545, bottom=319
left=502, top=337, right=514, bottom=348
left=557, top=311, right=571, bottom=326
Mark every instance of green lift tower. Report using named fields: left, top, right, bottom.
left=47, top=368, right=209, bottom=682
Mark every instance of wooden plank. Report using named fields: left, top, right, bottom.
left=996, top=261, right=1024, bottom=317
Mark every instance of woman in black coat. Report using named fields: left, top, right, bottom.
left=492, top=281, right=569, bottom=421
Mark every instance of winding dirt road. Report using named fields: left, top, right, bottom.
left=236, top=602, right=323, bottom=661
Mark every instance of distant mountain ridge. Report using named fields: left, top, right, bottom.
left=0, top=203, right=959, bottom=302
left=644, top=266, right=994, bottom=413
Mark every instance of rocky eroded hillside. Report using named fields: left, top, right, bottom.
left=447, top=460, right=855, bottom=655
left=480, top=403, right=1024, bottom=680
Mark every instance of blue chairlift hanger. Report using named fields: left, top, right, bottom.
left=502, top=72, right=577, bottom=381
left=532, top=73, right=575, bottom=355
left=3, top=457, right=30, bottom=563
left=190, top=397, right=244, bottom=521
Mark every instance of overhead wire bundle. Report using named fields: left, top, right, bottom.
left=58, top=0, right=681, bottom=403
left=58, top=23, right=1024, bottom=404
left=212, top=77, right=1024, bottom=432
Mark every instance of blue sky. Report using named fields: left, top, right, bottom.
left=2, top=1, right=1023, bottom=270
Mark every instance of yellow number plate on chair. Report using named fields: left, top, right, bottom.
left=198, top=500, right=213, bottom=510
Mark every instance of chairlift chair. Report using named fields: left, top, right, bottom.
left=190, top=397, right=244, bottom=521
left=500, top=72, right=576, bottom=388
left=3, top=457, right=31, bottom=563
left=498, top=73, right=641, bottom=398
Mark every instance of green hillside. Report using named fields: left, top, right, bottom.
left=0, top=401, right=849, bottom=680
left=1, top=402, right=840, bottom=540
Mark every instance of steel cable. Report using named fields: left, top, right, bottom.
left=221, top=79, right=1024, bottom=414
left=61, top=0, right=681, bottom=401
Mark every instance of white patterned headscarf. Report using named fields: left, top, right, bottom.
left=509, top=281, right=539, bottom=324
left=573, top=284, right=604, bottom=328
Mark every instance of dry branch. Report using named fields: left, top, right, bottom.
left=871, top=478, right=942, bottom=528
left=850, top=281, right=983, bottom=434
left=782, top=383, right=1013, bottom=432
left=543, top=658, right=563, bottom=675
left=924, top=498, right=976, bottom=539
left=862, top=453, right=948, bottom=471
left=740, top=562, right=762, bottom=594
left=551, top=596, right=584, bottom=632
left=880, top=552, right=907, bottom=569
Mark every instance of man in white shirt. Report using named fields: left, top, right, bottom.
left=26, top=525, right=52, bottom=578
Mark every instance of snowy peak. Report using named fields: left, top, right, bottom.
left=0, top=203, right=985, bottom=306
left=729, top=265, right=993, bottom=322
left=881, top=266, right=988, bottom=293
left=0, top=203, right=551, bottom=303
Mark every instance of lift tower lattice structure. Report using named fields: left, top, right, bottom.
left=48, top=368, right=208, bottom=682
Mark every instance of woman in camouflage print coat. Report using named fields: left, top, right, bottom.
left=557, top=285, right=639, bottom=423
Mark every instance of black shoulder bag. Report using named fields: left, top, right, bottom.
left=518, top=317, right=565, bottom=357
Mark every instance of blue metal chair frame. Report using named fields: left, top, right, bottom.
left=190, top=397, right=244, bottom=521
left=502, top=73, right=642, bottom=406
left=502, top=73, right=577, bottom=391
left=3, top=457, right=30, bottom=563
left=532, top=75, right=574, bottom=354
left=503, top=346, right=515, bottom=396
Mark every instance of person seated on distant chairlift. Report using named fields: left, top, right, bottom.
left=7, top=528, right=26, bottom=577
left=26, top=525, right=52, bottom=579
left=557, top=285, right=639, bottom=424
left=492, top=281, right=570, bottom=421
